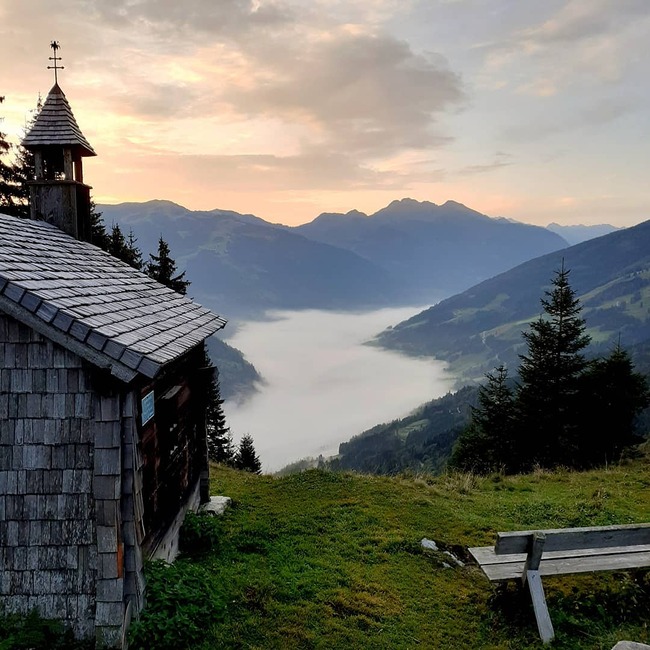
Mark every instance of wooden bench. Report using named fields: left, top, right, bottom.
left=469, top=523, right=650, bottom=644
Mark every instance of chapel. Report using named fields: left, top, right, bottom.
left=0, top=56, right=225, bottom=647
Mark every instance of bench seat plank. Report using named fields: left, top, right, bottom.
left=469, top=545, right=650, bottom=581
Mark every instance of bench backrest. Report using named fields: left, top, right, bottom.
left=495, top=523, right=650, bottom=555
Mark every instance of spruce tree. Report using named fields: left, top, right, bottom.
left=9, top=143, right=32, bottom=218
left=203, top=345, right=235, bottom=465
left=6, top=96, right=42, bottom=219
left=107, top=224, right=128, bottom=262
left=124, top=230, right=143, bottom=270
left=516, top=263, right=591, bottom=469
left=235, top=434, right=262, bottom=474
left=146, top=236, right=190, bottom=295
left=90, top=201, right=110, bottom=250
left=0, top=95, right=19, bottom=216
left=107, top=223, right=143, bottom=270
left=451, top=365, right=516, bottom=473
left=450, top=266, right=647, bottom=475
left=579, top=343, right=650, bottom=466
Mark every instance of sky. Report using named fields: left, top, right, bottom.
left=1, top=0, right=649, bottom=227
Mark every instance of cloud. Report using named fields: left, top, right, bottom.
left=222, top=307, right=451, bottom=471
left=456, top=158, right=513, bottom=177
left=88, top=0, right=293, bottom=41
left=109, top=80, right=205, bottom=119
left=118, top=147, right=417, bottom=192
left=1, top=0, right=464, bottom=162
left=481, top=0, right=650, bottom=94
left=519, top=0, right=648, bottom=45
left=504, top=98, right=635, bottom=142
left=225, top=31, right=464, bottom=157
left=93, top=129, right=419, bottom=194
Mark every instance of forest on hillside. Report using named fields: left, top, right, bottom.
left=334, top=267, right=650, bottom=477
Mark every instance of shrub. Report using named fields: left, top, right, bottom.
left=0, top=609, right=93, bottom=650
left=129, top=560, right=226, bottom=650
left=179, top=510, right=222, bottom=556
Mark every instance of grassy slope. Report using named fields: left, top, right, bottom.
left=373, top=221, right=650, bottom=386
left=182, top=461, right=650, bottom=650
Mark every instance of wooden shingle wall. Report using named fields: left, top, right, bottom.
left=0, top=314, right=98, bottom=637
left=92, top=385, right=127, bottom=647
left=120, top=392, right=145, bottom=629
left=0, top=313, right=128, bottom=647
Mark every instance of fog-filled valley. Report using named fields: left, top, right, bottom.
left=95, top=199, right=650, bottom=473
left=221, top=307, right=453, bottom=472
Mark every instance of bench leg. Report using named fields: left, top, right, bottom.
left=526, top=570, right=555, bottom=644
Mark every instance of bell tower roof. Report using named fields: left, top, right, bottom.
left=22, top=83, right=96, bottom=157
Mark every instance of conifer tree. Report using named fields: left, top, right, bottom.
left=578, top=343, right=650, bottom=466
left=90, top=201, right=110, bottom=250
left=6, top=96, right=42, bottom=219
left=515, top=263, right=591, bottom=468
left=146, top=236, right=190, bottom=295
left=0, top=95, right=19, bottom=216
left=450, top=266, right=647, bottom=475
left=107, top=223, right=143, bottom=270
left=451, top=365, right=516, bottom=473
left=9, top=142, right=33, bottom=219
left=203, top=345, right=235, bottom=465
left=235, top=434, right=262, bottom=474
left=125, top=230, right=143, bottom=270
left=107, top=223, right=127, bottom=261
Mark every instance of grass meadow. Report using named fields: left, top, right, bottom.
left=131, top=457, right=650, bottom=650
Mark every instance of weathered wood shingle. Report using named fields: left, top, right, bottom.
left=0, top=214, right=226, bottom=379
left=21, top=84, right=96, bottom=157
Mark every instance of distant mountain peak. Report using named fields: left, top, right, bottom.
left=547, top=221, right=616, bottom=229
left=546, top=222, right=621, bottom=246
left=383, top=197, right=439, bottom=212
left=311, top=209, right=368, bottom=223
left=441, top=199, right=468, bottom=209
left=137, top=199, right=189, bottom=210
left=104, top=198, right=187, bottom=210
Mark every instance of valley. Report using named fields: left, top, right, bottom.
left=96, top=198, right=650, bottom=473
left=221, top=306, right=453, bottom=472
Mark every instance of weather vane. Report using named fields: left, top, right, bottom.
left=48, top=41, right=64, bottom=84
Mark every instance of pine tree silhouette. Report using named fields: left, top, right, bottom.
left=146, top=236, right=190, bottom=295
left=235, top=434, right=262, bottom=474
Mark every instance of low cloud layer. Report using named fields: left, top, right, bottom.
left=222, top=307, right=453, bottom=472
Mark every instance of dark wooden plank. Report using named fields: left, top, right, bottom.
left=496, top=523, right=650, bottom=554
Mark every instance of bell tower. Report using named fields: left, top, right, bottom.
left=21, top=42, right=96, bottom=241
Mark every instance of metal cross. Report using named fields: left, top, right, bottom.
left=48, top=41, right=65, bottom=84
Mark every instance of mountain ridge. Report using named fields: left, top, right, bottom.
left=373, top=218, right=650, bottom=383
left=100, top=197, right=573, bottom=319
left=546, top=222, right=620, bottom=245
left=293, top=197, right=569, bottom=301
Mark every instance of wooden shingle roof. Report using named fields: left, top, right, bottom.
left=22, top=84, right=96, bottom=157
left=0, top=213, right=226, bottom=382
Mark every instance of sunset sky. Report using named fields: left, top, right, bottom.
left=1, top=0, right=648, bottom=227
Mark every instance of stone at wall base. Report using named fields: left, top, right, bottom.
left=201, top=496, right=232, bottom=516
